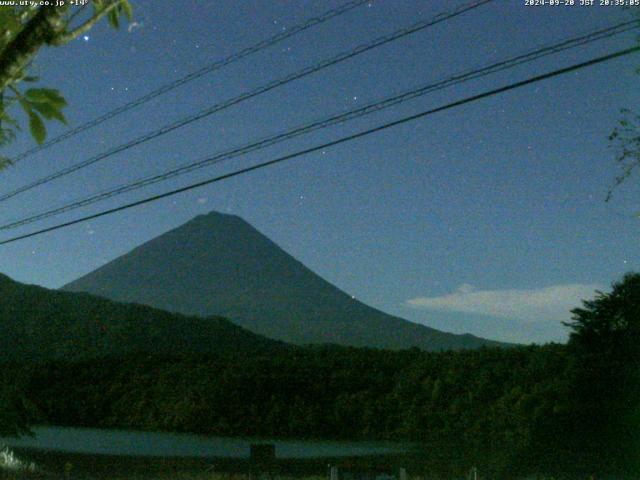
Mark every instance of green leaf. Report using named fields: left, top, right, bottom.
left=108, top=8, right=120, bottom=29
left=0, top=9, right=14, bottom=24
left=24, top=88, right=67, bottom=109
left=0, top=9, right=20, bottom=47
left=121, top=0, right=133, bottom=21
left=0, top=105, right=19, bottom=128
left=27, top=110, right=46, bottom=144
left=0, top=125, right=17, bottom=147
left=0, top=155, right=13, bottom=170
left=16, top=93, right=33, bottom=115
left=31, top=102, right=67, bottom=125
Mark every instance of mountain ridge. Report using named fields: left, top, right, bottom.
left=64, top=210, right=505, bottom=351
left=0, top=271, right=286, bottom=362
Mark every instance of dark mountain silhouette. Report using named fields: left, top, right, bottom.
left=64, top=211, right=503, bottom=350
left=0, top=273, right=285, bottom=362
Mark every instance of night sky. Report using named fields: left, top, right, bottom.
left=1, top=0, right=638, bottom=343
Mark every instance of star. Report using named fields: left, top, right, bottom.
left=82, top=35, right=90, bottom=42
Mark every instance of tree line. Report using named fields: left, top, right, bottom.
left=1, top=273, right=638, bottom=479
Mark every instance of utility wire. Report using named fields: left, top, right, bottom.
left=0, top=20, right=636, bottom=231
left=11, top=0, right=371, bottom=163
left=0, top=45, right=637, bottom=247
left=0, top=0, right=493, bottom=203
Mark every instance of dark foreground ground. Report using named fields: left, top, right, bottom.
left=1, top=448, right=414, bottom=480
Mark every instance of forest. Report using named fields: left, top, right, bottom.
left=1, top=273, right=638, bottom=479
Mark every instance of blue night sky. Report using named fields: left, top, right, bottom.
left=1, top=0, right=638, bottom=343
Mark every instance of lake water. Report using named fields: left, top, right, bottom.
left=0, top=426, right=411, bottom=459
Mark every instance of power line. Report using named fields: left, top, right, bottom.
left=0, top=0, right=493, bottom=203
left=11, top=0, right=371, bottom=163
left=1, top=20, right=637, bottom=231
left=1, top=45, right=637, bottom=247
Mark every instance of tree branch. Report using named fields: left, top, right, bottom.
left=18, top=5, right=39, bottom=24
left=0, top=5, right=69, bottom=93
left=50, top=1, right=124, bottom=46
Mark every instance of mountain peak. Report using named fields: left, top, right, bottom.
left=64, top=213, right=504, bottom=351
left=192, top=210, right=244, bottom=223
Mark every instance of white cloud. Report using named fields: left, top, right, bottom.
left=407, top=283, right=602, bottom=323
